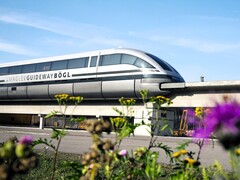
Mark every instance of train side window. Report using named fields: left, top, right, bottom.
left=51, top=60, right=68, bottom=70
left=134, top=58, right=154, bottom=68
left=22, top=64, right=36, bottom=73
left=121, top=54, right=137, bottom=65
left=67, top=57, right=89, bottom=69
left=36, top=62, right=51, bottom=72
left=90, top=56, right=97, bottom=67
left=0, top=67, right=9, bottom=75
left=9, top=66, right=22, bottom=74
left=100, top=54, right=121, bottom=66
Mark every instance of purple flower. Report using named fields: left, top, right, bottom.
left=186, top=109, right=196, bottom=124
left=118, top=149, right=127, bottom=156
left=195, top=101, right=240, bottom=140
left=19, top=135, right=33, bottom=145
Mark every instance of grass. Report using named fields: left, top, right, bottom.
left=11, top=150, right=236, bottom=180
left=11, top=150, right=202, bottom=180
left=12, top=150, right=177, bottom=180
left=13, top=150, right=81, bottom=180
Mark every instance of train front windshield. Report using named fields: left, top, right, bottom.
left=146, top=53, right=181, bottom=74
left=146, top=53, right=184, bottom=82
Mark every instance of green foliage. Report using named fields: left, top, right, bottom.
left=51, top=128, right=66, bottom=140
left=62, top=161, right=84, bottom=179
left=119, top=97, right=136, bottom=106
left=156, top=143, right=173, bottom=161
left=110, top=117, right=127, bottom=132
left=12, top=151, right=81, bottom=180
left=6, top=92, right=240, bottom=179
left=54, top=94, right=83, bottom=105
left=32, top=138, right=55, bottom=150
left=176, top=140, right=192, bottom=151
left=70, top=116, right=85, bottom=122
left=202, top=167, right=209, bottom=180
left=77, top=92, right=176, bottom=179
left=118, top=122, right=138, bottom=140
left=33, top=94, right=84, bottom=180
left=145, top=152, right=162, bottom=180
left=45, top=110, right=60, bottom=119
left=0, top=136, right=38, bottom=180
left=207, top=160, right=229, bottom=180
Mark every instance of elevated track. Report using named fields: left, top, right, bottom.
left=1, top=80, right=240, bottom=136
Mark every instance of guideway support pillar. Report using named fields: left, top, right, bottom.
left=39, top=114, right=44, bottom=129
left=133, top=104, right=152, bottom=136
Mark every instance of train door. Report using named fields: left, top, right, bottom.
left=97, top=53, right=136, bottom=99
left=74, top=55, right=102, bottom=99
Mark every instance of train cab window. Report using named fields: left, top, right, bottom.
left=100, top=54, right=121, bottom=66
left=67, top=57, right=89, bottom=69
left=22, top=64, right=36, bottom=73
left=134, top=58, right=154, bottom=68
left=9, top=66, right=22, bottom=74
left=121, top=54, right=137, bottom=65
left=36, top=62, right=51, bottom=72
left=146, top=53, right=172, bottom=71
left=0, top=67, right=9, bottom=75
left=51, top=60, right=68, bottom=70
left=90, top=56, right=97, bottom=67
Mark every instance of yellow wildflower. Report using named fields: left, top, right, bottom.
left=184, top=158, right=198, bottom=165
left=195, top=107, right=204, bottom=118
left=235, top=148, right=240, bottom=156
left=180, top=149, right=187, bottom=155
left=119, top=97, right=136, bottom=106
left=172, top=151, right=181, bottom=158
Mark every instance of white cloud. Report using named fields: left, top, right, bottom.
left=43, top=38, right=76, bottom=46
left=0, top=12, right=101, bottom=39
left=84, top=37, right=127, bottom=47
left=0, top=40, right=37, bottom=56
left=129, top=32, right=240, bottom=53
left=0, top=8, right=127, bottom=48
left=169, top=37, right=240, bottom=53
left=193, top=15, right=239, bottom=23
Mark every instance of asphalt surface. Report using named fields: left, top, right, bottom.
left=0, top=126, right=231, bottom=170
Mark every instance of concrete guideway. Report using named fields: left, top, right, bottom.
left=161, top=80, right=240, bottom=107
left=0, top=101, right=153, bottom=136
left=0, top=126, right=231, bottom=170
left=1, top=80, right=240, bottom=136
left=161, top=80, right=240, bottom=90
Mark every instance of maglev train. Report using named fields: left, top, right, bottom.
left=0, top=48, right=184, bottom=100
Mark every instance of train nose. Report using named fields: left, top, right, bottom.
left=135, top=78, right=170, bottom=98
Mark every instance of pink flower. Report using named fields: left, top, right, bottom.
left=19, top=135, right=33, bottom=145
left=118, top=149, right=127, bottom=156
left=89, top=164, right=94, bottom=169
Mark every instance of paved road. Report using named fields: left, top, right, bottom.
left=0, top=126, right=231, bottom=170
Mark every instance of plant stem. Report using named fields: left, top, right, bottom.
left=51, top=136, right=62, bottom=180
left=51, top=113, right=66, bottom=180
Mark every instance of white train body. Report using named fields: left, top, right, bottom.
left=0, top=48, right=184, bottom=100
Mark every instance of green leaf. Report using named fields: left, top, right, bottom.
left=51, top=128, right=66, bottom=140
left=45, top=110, right=60, bottom=119
left=156, top=142, right=173, bottom=160
left=113, top=107, right=124, bottom=116
left=32, top=138, right=55, bottom=150
left=160, top=124, right=169, bottom=131
left=70, top=116, right=85, bottom=122
left=202, top=167, right=209, bottom=180
left=176, top=140, right=192, bottom=150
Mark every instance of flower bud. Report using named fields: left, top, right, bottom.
left=19, top=135, right=33, bottom=145
left=0, top=141, right=14, bottom=158
left=15, top=144, right=26, bottom=158
left=118, top=149, right=127, bottom=156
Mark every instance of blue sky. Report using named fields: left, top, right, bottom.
left=0, top=1, right=240, bottom=82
